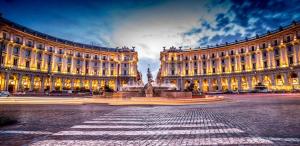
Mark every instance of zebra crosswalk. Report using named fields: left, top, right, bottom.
left=30, top=107, right=276, bottom=145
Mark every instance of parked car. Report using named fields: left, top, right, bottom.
left=0, top=91, right=10, bottom=97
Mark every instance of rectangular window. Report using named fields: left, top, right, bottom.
left=203, top=69, right=206, bottom=74
left=289, top=57, right=293, bottom=65
left=111, top=70, right=114, bottom=75
left=276, top=59, right=280, bottom=67
left=264, top=61, right=268, bottom=68
left=77, top=68, right=80, bottom=74
left=13, top=47, right=19, bottom=55
left=102, top=63, right=106, bottom=68
left=25, top=61, right=30, bottom=68
left=253, top=63, right=256, bottom=70
left=171, top=70, right=175, bottom=75
left=231, top=57, right=235, bottom=63
left=94, top=62, right=97, bottom=66
left=103, top=70, right=106, bottom=75
left=94, top=69, right=97, bottom=75
left=185, top=70, right=188, bottom=75
left=194, top=69, right=197, bottom=75
left=37, top=62, right=41, bottom=70
left=123, top=70, right=127, bottom=75
left=67, top=67, right=71, bottom=73
left=67, top=58, right=72, bottom=64
left=222, top=67, right=225, bottom=73
left=242, top=65, right=245, bottom=71
left=212, top=68, right=215, bottom=73
left=202, top=61, right=206, bottom=66
left=231, top=66, right=235, bottom=72
left=13, top=58, right=18, bottom=66
left=77, top=60, right=80, bottom=65
left=57, top=66, right=61, bottom=72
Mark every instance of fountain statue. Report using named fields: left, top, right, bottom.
left=144, top=67, right=154, bottom=97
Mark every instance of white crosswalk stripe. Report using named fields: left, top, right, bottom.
left=29, top=108, right=279, bottom=145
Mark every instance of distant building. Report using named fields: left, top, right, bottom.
left=0, top=16, right=139, bottom=92
left=158, top=22, right=300, bottom=92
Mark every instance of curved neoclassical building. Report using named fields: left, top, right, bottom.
left=158, top=21, right=300, bottom=92
left=0, top=16, right=139, bottom=93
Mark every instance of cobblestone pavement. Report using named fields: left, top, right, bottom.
left=0, top=94, right=300, bottom=145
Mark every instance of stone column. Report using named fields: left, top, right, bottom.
left=30, top=75, right=34, bottom=91
left=271, top=74, right=275, bottom=86
left=237, top=76, right=242, bottom=91
left=228, top=78, right=231, bottom=91
left=198, top=79, right=203, bottom=92
left=89, top=80, right=92, bottom=91
left=51, top=77, right=55, bottom=91
left=4, top=72, right=9, bottom=91
left=71, top=78, right=74, bottom=91
left=208, top=78, right=213, bottom=92
left=247, top=76, right=252, bottom=90
left=217, top=78, right=222, bottom=91
left=40, top=76, right=45, bottom=92
left=17, top=74, right=23, bottom=91
left=283, top=73, right=288, bottom=85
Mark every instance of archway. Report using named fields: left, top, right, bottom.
left=202, top=79, right=208, bottom=92
left=241, top=76, right=248, bottom=90
left=276, top=74, right=284, bottom=86
left=231, top=77, right=238, bottom=91
left=289, top=72, right=298, bottom=85
left=221, top=78, right=228, bottom=91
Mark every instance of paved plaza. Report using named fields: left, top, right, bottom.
left=0, top=94, right=300, bottom=145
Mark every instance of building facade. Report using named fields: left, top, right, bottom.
left=0, top=16, right=139, bottom=93
left=158, top=22, right=300, bottom=92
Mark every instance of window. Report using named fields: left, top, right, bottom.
left=241, top=56, right=245, bottom=62
left=194, top=69, right=197, bottom=75
left=185, top=63, right=188, bottom=67
left=102, top=63, right=106, bottom=68
left=230, top=50, right=234, bottom=55
left=13, top=47, right=19, bottom=55
left=25, top=50, right=31, bottom=58
left=242, top=65, right=245, bottom=71
left=25, top=61, right=30, bottom=68
left=262, top=43, right=266, bottom=49
left=67, top=67, right=71, bottom=73
left=67, top=58, right=72, bottom=64
left=276, top=59, right=280, bottom=67
left=240, top=48, right=244, bottom=53
left=37, top=63, right=41, bottom=70
left=264, top=61, right=268, bottom=68
left=185, top=56, right=188, bottom=60
left=194, top=56, right=197, bottom=60
left=123, top=70, right=127, bottom=75
left=231, top=57, right=235, bottom=63
left=171, top=57, right=174, bottom=61
left=289, top=57, right=293, bottom=65
left=287, top=46, right=293, bottom=53
left=2, top=32, right=7, bottom=39
left=110, top=70, right=113, bottom=75
left=253, top=63, right=256, bottom=70
left=57, top=66, right=61, bottom=72
left=222, top=67, right=225, bottom=73
left=274, top=40, right=278, bottom=46
left=212, top=60, right=215, bottom=66
left=202, top=55, right=206, bottom=59
left=203, top=68, right=206, bottom=74
left=86, top=69, right=89, bottom=74
left=94, top=62, right=97, bottom=66
left=171, top=70, right=175, bottom=75
left=231, top=66, right=235, bottom=72
left=37, top=53, right=42, bottom=60
left=263, top=51, right=267, bottom=58
left=76, top=68, right=80, bottom=74
left=124, top=63, right=127, bottom=67
left=211, top=53, right=215, bottom=58
left=202, top=61, right=206, bottom=66
left=251, top=54, right=256, bottom=60
left=287, top=36, right=291, bottom=42
left=251, top=46, right=255, bottom=51
left=221, top=59, right=225, bottom=64
left=212, top=68, right=215, bottom=73
left=194, top=62, right=197, bottom=67
left=13, top=58, right=18, bottom=66
left=77, top=60, right=80, bottom=65
left=103, top=70, right=106, bottom=75
left=111, top=63, right=114, bottom=68
left=94, top=69, right=97, bottom=75
left=57, top=57, right=62, bottom=63
left=185, top=70, right=188, bottom=75
left=274, top=49, right=280, bottom=56
left=221, top=52, right=224, bottom=57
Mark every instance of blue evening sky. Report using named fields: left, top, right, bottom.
left=0, top=0, right=299, bottom=82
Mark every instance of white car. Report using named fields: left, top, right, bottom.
left=0, top=91, right=10, bottom=97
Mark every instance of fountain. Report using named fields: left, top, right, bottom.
left=118, top=67, right=191, bottom=98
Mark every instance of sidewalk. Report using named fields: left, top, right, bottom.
left=0, top=96, right=224, bottom=106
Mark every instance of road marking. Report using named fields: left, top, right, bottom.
left=54, top=128, right=244, bottom=136
left=0, top=130, right=53, bottom=135
left=71, top=123, right=227, bottom=129
left=84, top=119, right=212, bottom=124
left=30, top=137, right=273, bottom=146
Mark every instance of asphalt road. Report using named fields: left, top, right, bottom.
left=0, top=93, right=299, bottom=145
